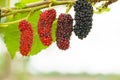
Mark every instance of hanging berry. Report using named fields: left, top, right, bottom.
left=18, top=20, right=33, bottom=56
left=38, top=9, right=56, bottom=46
left=74, top=0, right=93, bottom=39
left=56, top=13, right=73, bottom=50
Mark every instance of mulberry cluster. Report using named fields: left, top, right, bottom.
left=74, top=0, right=93, bottom=39
left=38, top=9, right=56, bottom=46
left=18, top=20, right=33, bottom=56
left=56, top=13, right=73, bottom=50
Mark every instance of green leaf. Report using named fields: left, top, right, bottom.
left=4, top=10, right=57, bottom=58
left=0, top=0, right=10, bottom=7
left=28, top=11, right=48, bottom=55
left=52, top=19, right=57, bottom=42
left=15, top=2, right=26, bottom=9
left=102, top=7, right=110, bottom=12
left=4, top=12, right=28, bottom=59
left=0, top=27, right=6, bottom=34
left=28, top=11, right=57, bottom=56
left=94, top=7, right=111, bottom=14
left=21, top=0, right=40, bottom=4
left=51, top=0, right=56, bottom=3
left=4, top=24, right=20, bottom=59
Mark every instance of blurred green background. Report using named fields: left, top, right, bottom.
left=0, top=53, right=120, bottom=80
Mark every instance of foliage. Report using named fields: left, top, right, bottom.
left=21, top=0, right=40, bottom=4
left=15, top=0, right=42, bottom=9
left=15, top=2, right=26, bottom=9
left=3, top=10, right=57, bottom=58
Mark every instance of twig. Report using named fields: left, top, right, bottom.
left=1, top=1, right=75, bottom=18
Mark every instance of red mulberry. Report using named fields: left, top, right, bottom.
left=38, top=9, right=56, bottom=46
left=56, top=13, right=73, bottom=50
left=18, top=20, right=33, bottom=56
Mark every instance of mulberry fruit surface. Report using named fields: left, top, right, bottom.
left=74, top=0, right=93, bottom=39
left=38, top=9, right=56, bottom=46
left=56, top=13, right=73, bottom=50
left=18, top=20, right=33, bottom=56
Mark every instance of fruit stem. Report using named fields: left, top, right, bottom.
left=26, top=9, right=34, bottom=20
left=0, top=18, right=25, bottom=27
left=66, top=4, right=72, bottom=14
left=0, top=10, right=33, bottom=26
left=1, top=1, right=75, bottom=18
left=1, top=0, right=118, bottom=18
left=49, top=3, right=53, bottom=9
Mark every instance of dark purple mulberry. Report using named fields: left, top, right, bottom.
left=56, top=13, right=73, bottom=50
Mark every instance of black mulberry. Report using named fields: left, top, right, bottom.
left=74, top=0, right=93, bottom=39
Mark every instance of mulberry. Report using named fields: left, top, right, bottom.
left=56, top=13, right=73, bottom=50
left=38, top=9, right=56, bottom=46
left=18, top=20, right=33, bottom=56
left=74, top=0, right=93, bottom=39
